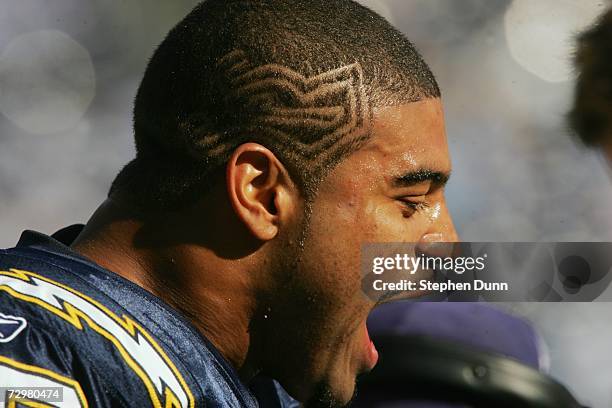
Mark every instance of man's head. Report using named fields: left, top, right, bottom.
left=109, top=0, right=456, bottom=405
left=569, top=7, right=612, bottom=164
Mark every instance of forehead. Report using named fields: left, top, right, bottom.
left=316, top=98, right=450, bottom=196
left=359, top=98, right=450, bottom=179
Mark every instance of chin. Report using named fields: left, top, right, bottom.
left=280, top=373, right=356, bottom=408
left=280, top=364, right=357, bottom=408
left=303, top=379, right=357, bottom=408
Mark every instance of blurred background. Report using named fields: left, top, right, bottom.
left=1, top=0, right=611, bottom=406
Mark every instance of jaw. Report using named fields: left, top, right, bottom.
left=279, top=318, right=377, bottom=407
left=302, top=379, right=357, bottom=408
left=269, top=340, right=357, bottom=405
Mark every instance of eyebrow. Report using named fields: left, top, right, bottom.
left=393, top=169, right=451, bottom=188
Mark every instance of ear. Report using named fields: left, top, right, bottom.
left=226, top=143, right=296, bottom=240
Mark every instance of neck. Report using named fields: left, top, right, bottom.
left=71, top=198, right=266, bottom=381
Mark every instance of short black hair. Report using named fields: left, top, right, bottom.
left=569, top=7, right=612, bottom=147
left=111, top=0, right=440, bottom=210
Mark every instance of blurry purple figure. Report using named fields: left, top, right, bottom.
left=352, top=302, right=585, bottom=408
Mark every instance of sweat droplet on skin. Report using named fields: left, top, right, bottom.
left=428, top=203, right=442, bottom=222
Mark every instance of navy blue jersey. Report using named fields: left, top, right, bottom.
left=0, top=227, right=298, bottom=407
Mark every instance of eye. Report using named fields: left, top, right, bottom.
left=399, top=199, right=430, bottom=218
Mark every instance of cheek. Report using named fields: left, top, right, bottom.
left=299, top=200, right=371, bottom=303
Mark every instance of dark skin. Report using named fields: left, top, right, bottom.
left=72, top=97, right=458, bottom=406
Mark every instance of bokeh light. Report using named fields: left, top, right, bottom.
left=0, top=30, right=95, bottom=135
left=504, top=0, right=606, bottom=83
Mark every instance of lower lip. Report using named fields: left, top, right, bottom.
left=364, top=325, right=379, bottom=370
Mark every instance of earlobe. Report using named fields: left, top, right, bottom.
left=226, top=143, right=290, bottom=241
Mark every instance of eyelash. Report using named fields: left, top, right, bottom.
left=400, top=200, right=430, bottom=217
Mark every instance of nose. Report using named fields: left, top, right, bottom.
left=376, top=203, right=459, bottom=305
left=441, top=205, right=459, bottom=242
left=422, top=201, right=459, bottom=243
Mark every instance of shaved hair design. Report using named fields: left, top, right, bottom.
left=110, top=0, right=440, bottom=209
